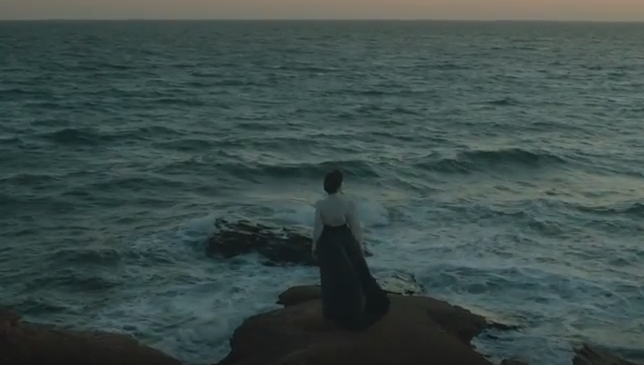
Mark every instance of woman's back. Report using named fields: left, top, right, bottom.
left=316, top=194, right=352, bottom=226
left=313, top=193, right=363, bottom=246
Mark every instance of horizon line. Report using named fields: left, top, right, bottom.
left=1, top=18, right=643, bottom=23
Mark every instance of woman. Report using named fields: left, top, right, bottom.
left=311, top=169, right=390, bottom=330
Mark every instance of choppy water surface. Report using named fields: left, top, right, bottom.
left=1, top=21, right=643, bottom=365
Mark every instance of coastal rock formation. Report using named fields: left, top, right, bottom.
left=0, top=309, right=20, bottom=338
left=215, top=286, right=510, bottom=365
left=498, top=345, right=643, bottom=365
left=206, top=219, right=372, bottom=266
left=215, top=286, right=643, bottom=365
left=573, top=344, right=642, bottom=365
left=0, top=308, right=183, bottom=365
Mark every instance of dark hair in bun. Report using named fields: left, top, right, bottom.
left=323, top=169, right=343, bottom=194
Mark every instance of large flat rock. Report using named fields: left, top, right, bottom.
left=0, top=308, right=183, bottom=365
left=215, top=286, right=511, bottom=365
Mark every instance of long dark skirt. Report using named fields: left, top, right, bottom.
left=316, top=224, right=390, bottom=330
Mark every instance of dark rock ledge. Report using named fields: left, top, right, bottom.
left=0, top=308, right=182, bottom=365
left=213, top=286, right=643, bottom=365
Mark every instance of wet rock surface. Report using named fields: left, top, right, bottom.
left=573, top=344, right=642, bottom=365
left=0, top=308, right=183, bottom=365
left=216, top=286, right=511, bottom=365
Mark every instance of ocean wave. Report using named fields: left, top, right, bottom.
left=416, top=148, right=566, bottom=174
left=264, top=64, right=343, bottom=73
left=0, top=194, right=21, bottom=215
left=0, top=87, right=53, bottom=101
left=10, top=297, right=72, bottom=316
left=83, top=174, right=188, bottom=192
left=483, top=97, right=521, bottom=106
left=94, top=61, right=132, bottom=71
left=224, top=159, right=380, bottom=180
left=567, top=201, right=644, bottom=219
left=0, top=172, right=61, bottom=186
left=23, top=268, right=121, bottom=294
left=107, top=126, right=188, bottom=143
left=138, top=125, right=184, bottom=135
left=150, top=97, right=206, bottom=107
left=434, top=200, right=575, bottom=237
left=49, top=246, right=122, bottom=266
left=35, top=126, right=185, bottom=146
left=29, top=118, right=72, bottom=128
left=291, top=65, right=343, bottom=73
left=437, top=198, right=644, bottom=239
left=353, top=88, right=427, bottom=97
left=37, top=127, right=103, bottom=145
left=433, top=62, right=471, bottom=70
left=54, top=174, right=190, bottom=206
left=152, top=157, right=379, bottom=182
left=0, top=136, right=23, bottom=146
left=154, top=138, right=220, bottom=152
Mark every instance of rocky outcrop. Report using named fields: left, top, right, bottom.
left=206, top=219, right=372, bottom=266
left=573, top=344, right=642, bottom=365
left=215, top=285, right=643, bottom=365
left=498, top=344, right=643, bottom=365
left=215, top=286, right=511, bottom=365
left=0, top=309, right=20, bottom=339
left=0, top=308, right=183, bottom=365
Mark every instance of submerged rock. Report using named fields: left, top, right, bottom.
left=206, top=219, right=372, bottom=266
left=216, top=286, right=511, bottom=365
left=0, top=307, right=183, bottom=365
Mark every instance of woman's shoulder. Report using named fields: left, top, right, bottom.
left=314, top=194, right=352, bottom=209
left=314, top=197, right=329, bottom=210
left=335, top=194, right=357, bottom=211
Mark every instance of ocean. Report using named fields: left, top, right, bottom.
left=1, top=20, right=643, bottom=365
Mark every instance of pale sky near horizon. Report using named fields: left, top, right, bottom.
left=1, top=0, right=643, bottom=21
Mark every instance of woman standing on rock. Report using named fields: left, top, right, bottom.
left=311, top=169, right=390, bottom=330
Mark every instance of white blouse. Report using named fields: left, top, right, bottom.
left=311, top=193, right=363, bottom=250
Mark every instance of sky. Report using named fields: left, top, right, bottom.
left=1, top=0, right=643, bottom=21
